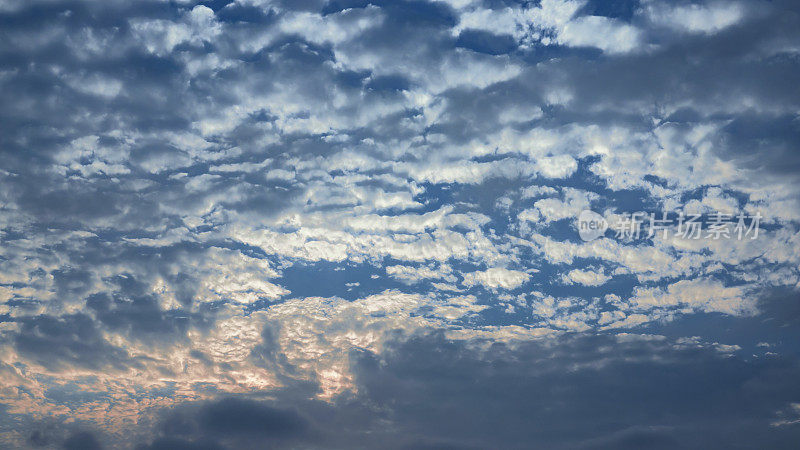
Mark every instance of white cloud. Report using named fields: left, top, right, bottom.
left=130, top=5, right=221, bottom=55
left=563, top=268, right=611, bottom=286
left=645, top=1, right=746, bottom=34
left=531, top=188, right=596, bottom=223
left=386, top=264, right=455, bottom=284
left=461, top=268, right=531, bottom=290
left=558, top=15, right=642, bottom=54
left=628, top=278, right=754, bottom=316
left=454, top=0, right=643, bottom=54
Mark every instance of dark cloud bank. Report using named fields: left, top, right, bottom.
left=36, top=331, right=800, bottom=449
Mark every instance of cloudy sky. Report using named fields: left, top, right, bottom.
left=1, top=0, right=799, bottom=448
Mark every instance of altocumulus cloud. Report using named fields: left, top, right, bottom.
left=0, top=0, right=799, bottom=448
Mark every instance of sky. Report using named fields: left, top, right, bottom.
left=1, top=0, right=799, bottom=448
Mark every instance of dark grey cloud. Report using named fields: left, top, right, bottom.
left=110, top=331, right=800, bottom=449
left=714, top=113, right=800, bottom=177
left=13, top=313, right=134, bottom=372
left=350, top=332, right=800, bottom=449
left=62, top=430, right=103, bottom=450
left=197, top=398, right=308, bottom=437
left=27, top=424, right=105, bottom=450
left=136, top=397, right=318, bottom=449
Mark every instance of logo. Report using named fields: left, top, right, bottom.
left=577, top=210, right=608, bottom=241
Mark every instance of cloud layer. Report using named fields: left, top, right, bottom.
left=0, top=0, right=799, bottom=447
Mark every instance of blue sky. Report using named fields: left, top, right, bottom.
left=1, top=0, right=799, bottom=448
